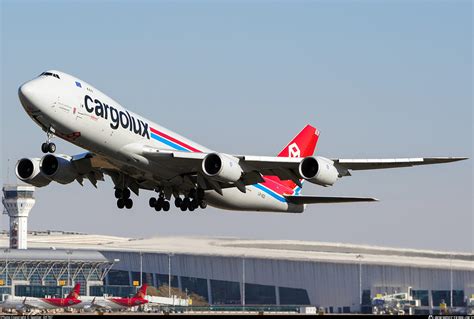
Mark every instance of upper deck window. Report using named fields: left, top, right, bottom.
left=39, top=72, right=60, bottom=79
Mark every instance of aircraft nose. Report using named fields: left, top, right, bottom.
left=18, top=81, right=38, bottom=102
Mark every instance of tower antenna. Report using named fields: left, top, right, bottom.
left=7, top=158, right=10, bottom=184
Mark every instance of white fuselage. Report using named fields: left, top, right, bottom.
left=1, top=296, right=73, bottom=311
left=18, top=71, right=304, bottom=213
left=70, top=296, right=143, bottom=311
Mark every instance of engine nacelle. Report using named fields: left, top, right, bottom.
left=202, top=153, right=243, bottom=182
left=15, top=158, right=51, bottom=187
left=298, top=156, right=339, bottom=186
left=40, top=154, right=79, bottom=185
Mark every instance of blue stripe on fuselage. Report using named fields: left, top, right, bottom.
left=150, top=132, right=189, bottom=152
left=253, top=183, right=287, bottom=203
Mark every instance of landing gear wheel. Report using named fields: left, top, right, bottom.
left=122, top=188, right=131, bottom=199
left=157, top=197, right=164, bottom=207
left=199, top=201, right=207, bottom=209
left=188, top=199, right=196, bottom=210
left=163, top=201, right=170, bottom=211
left=175, top=197, right=182, bottom=208
left=182, top=198, right=190, bottom=210
left=117, top=198, right=125, bottom=209
left=41, top=143, right=49, bottom=153
left=48, top=143, right=56, bottom=153
left=155, top=198, right=164, bottom=212
left=125, top=198, right=133, bottom=209
left=149, top=197, right=157, bottom=207
left=115, top=189, right=123, bottom=199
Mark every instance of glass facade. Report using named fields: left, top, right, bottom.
left=3, top=190, right=34, bottom=199
left=181, top=276, right=209, bottom=301
left=156, top=274, right=178, bottom=288
left=245, top=283, right=276, bottom=305
left=210, top=280, right=241, bottom=305
left=107, top=269, right=130, bottom=285
left=411, top=290, right=429, bottom=306
left=279, top=287, right=310, bottom=305
left=361, top=290, right=372, bottom=313
left=452, top=290, right=464, bottom=307
left=15, top=285, right=62, bottom=298
left=131, top=272, right=154, bottom=285
left=0, top=259, right=109, bottom=297
left=90, top=285, right=136, bottom=297
left=432, top=290, right=450, bottom=306
left=89, top=285, right=104, bottom=296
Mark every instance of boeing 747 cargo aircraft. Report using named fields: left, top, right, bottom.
left=15, top=70, right=467, bottom=213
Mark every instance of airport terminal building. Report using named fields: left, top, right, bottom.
left=0, top=230, right=472, bottom=314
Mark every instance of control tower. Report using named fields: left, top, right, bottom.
left=2, top=184, right=36, bottom=249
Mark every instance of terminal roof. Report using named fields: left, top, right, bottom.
left=0, top=231, right=471, bottom=270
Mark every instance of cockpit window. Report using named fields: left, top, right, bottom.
left=39, top=72, right=60, bottom=79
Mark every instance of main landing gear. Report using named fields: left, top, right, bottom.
left=115, top=188, right=133, bottom=209
left=149, top=193, right=170, bottom=212
left=41, top=128, right=56, bottom=153
left=149, top=188, right=207, bottom=212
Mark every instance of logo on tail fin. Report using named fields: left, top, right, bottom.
left=135, top=284, right=148, bottom=298
left=288, top=143, right=301, bottom=158
left=67, top=283, right=81, bottom=299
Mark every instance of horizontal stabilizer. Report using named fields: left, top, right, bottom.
left=285, top=195, right=378, bottom=204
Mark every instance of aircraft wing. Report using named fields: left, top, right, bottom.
left=70, top=145, right=466, bottom=196
left=285, top=195, right=378, bottom=204
left=140, top=148, right=467, bottom=188
left=231, top=156, right=467, bottom=179
left=142, top=149, right=466, bottom=178
left=332, top=157, right=468, bottom=176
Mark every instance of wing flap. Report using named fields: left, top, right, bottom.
left=285, top=195, right=378, bottom=204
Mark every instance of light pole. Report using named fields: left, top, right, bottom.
left=449, top=254, right=453, bottom=308
left=242, top=255, right=246, bottom=307
left=66, top=250, right=72, bottom=287
left=139, top=252, right=143, bottom=288
left=4, top=248, right=10, bottom=289
left=356, top=254, right=363, bottom=312
left=168, top=253, right=173, bottom=298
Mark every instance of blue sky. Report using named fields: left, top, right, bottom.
left=1, top=0, right=472, bottom=251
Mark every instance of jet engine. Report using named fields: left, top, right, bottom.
left=15, top=158, right=51, bottom=187
left=298, top=156, right=339, bottom=186
left=202, top=153, right=243, bottom=182
left=40, top=154, right=79, bottom=185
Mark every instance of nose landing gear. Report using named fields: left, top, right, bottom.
left=41, top=142, right=56, bottom=153
left=41, top=127, right=56, bottom=153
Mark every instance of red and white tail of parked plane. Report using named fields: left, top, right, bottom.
left=15, top=70, right=467, bottom=213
